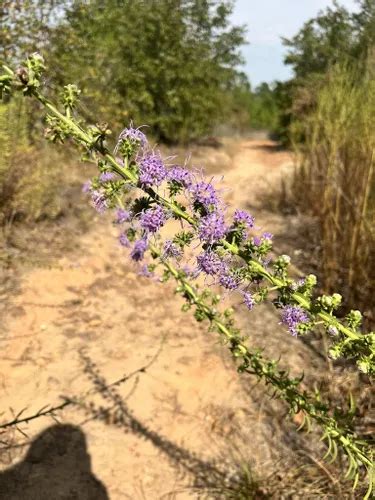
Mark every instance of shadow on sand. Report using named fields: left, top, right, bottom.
left=0, top=424, right=108, bottom=500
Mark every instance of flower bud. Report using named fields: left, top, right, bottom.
left=346, top=310, right=362, bottom=329
left=332, top=293, right=342, bottom=308
left=305, top=274, right=317, bottom=288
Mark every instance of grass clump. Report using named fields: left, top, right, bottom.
left=0, top=97, right=64, bottom=226
left=291, top=62, right=375, bottom=324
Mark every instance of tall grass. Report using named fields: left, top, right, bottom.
left=292, top=63, right=375, bottom=324
left=0, top=98, right=64, bottom=226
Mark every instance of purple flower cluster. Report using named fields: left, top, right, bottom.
left=243, top=292, right=255, bottom=310
left=233, top=209, right=255, bottom=229
left=140, top=205, right=167, bottom=233
left=91, top=190, right=108, bottom=213
left=99, top=172, right=117, bottom=183
left=253, top=232, right=273, bottom=246
left=138, top=152, right=167, bottom=188
left=219, top=271, right=240, bottom=290
left=116, top=208, right=131, bottom=224
left=197, top=250, right=225, bottom=276
left=116, top=126, right=147, bottom=150
left=291, top=278, right=306, bottom=291
left=281, top=305, right=309, bottom=336
left=198, top=212, right=227, bottom=244
left=130, top=238, right=148, bottom=261
left=139, top=264, right=154, bottom=278
left=106, top=125, right=279, bottom=315
left=168, top=166, right=193, bottom=188
left=82, top=180, right=91, bottom=193
left=119, top=233, right=130, bottom=247
left=163, top=240, right=181, bottom=259
left=190, top=181, right=219, bottom=210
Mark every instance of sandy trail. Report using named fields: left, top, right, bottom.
left=0, top=140, right=322, bottom=499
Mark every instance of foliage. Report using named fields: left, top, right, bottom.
left=2, top=55, right=373, bottom=497
left=0, top=1, right=67, bottom=65
left=248, top=82, right=279, bottom=130
left=43, top=0, right=245, bottom=143
left=224, top=75, right=280, bottom=133
left=275, top=0, right=375, bottom=145
left=283, top=3, right=356, bottom=80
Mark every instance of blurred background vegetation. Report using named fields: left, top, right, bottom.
left=0, top=0, right=374, bottom=317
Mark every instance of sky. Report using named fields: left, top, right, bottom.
left=231, top=0, right=360, bottom=86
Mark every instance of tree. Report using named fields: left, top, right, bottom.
left=47, top=0, right=245, bottom=143
left=282, top=2, right=355, bottom=80
left=0, top=1, right=68, bottom=64
left=273, top=0, right=375, bottom=144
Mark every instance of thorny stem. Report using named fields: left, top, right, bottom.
left=10, top=67, right=361, bottom=345
left=147, top=244, right=373, bottom=472
left=2, top=61, right=373, bottom=495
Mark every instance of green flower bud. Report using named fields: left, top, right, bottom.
left=331, top=293, right=342, bottom=309
left=357, top=358, right=370, bottom=374
left=347, top=310, right=362, bottom=329
left=328, top=344, right=342, bottom=360
left=224, top=307, right=234, bottom=318
left=62, top=84, right=81, bottom=110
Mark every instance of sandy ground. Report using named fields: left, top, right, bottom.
left=0, top=140, right=331, bottom=499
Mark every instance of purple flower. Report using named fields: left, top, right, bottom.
left=328, top=325, right=339, bottom=336
left=181, top=265, right=197, bottom=278
left=99, top=172, right=117, bottom=183
left=281, top=305, right=309, bottom=336
left=198, top=212, right=227, bottom=244
left=119, top=233, right=130, bottom=247
left=91, top=190, right=108, bottom=213
left=233, top=209, right=254, bottom=229
left=116, top=208, right=132, bottom=224
left=163, top=240, right=181, bottom=259
left=138, top=152, right=167, bottom=187
left=219, top=270, right=240, bottom=290
left=243, top=292, right=255, bottom=310
left=130, top=238, right=148, bottom=261
left=292, top=278, right=305, bottom=291
left=190, top=181, right=219, bottom=209
left=139, top=264, right=154, bottom=278
left=115, top=126, right=147, bottom=152
left=140, top=205, right=167, bottom=233
left=82, top=180, right=91, bottom=193
left=197, top=250, right=225, bottom=276
left=168, top=166, right=193, bottom=188
left=253, top=232, right=273, bottom=246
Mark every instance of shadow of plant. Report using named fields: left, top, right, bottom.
left=75, top=350, right=268, bottom=498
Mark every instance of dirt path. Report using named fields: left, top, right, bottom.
left=0, top=140, right=325, bottom=499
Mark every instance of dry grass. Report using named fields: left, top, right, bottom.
left=0, top=98, right=66, bottom=227
left=291, top=63, right=375, bottom=327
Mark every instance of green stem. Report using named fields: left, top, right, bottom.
left=149, top=244, right=373, bottom=473
left=2, top=65, right=364, bottom=348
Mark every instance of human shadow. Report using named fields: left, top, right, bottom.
left=0, top=424, right=108, bottom=500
